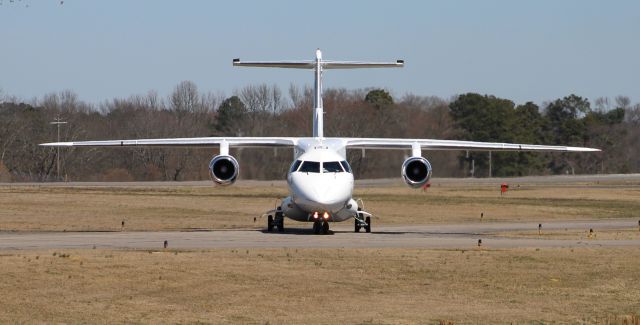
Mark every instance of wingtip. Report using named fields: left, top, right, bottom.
left=40, top=142, right=72, bottom=147
left=567, top=147, right=601, bottom=152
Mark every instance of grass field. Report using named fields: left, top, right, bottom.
left=1, top=179, right=639, bottom=232
left=1, top=178, right=639, bottom=324
left=0, top=248, right=639, bottom=324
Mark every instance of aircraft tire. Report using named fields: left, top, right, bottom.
left=276, top=213, right=284, bottom=232
left=313, top=221, right=321, bottom=234
left=267, top=215, right=274, bottom=232
left=354, top=218, right=361, bottom=233
left=277, top=222, right=284, bottom=232
left=365, top=216, right=371, bottom=233
left=322, top=221, right=329, bottom=234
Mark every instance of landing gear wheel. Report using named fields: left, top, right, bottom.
left=267, top=215, right=274, bottom=232
left=313, top=221, right=322, bottom=234
left=322, top=221, right=330, bottom=234
left=365, top=216, right=371, bottom=233
left=275, top=212, right=285, bottom=233
left=354, top=217, right=361, bottom=233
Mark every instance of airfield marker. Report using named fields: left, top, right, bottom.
left=163, top=240, right=168, bottom=249
left=480, top=212, right=484, bottom=221
left=500, top=183, right=508, bottom=196
left=538, top=224, right=542, bottom=236
left=477, top=239, right=482, bottom=247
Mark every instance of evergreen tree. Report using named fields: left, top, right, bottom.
left=215, top=96, right=247, bottom=136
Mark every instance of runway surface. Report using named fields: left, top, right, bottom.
left=1, top=218, right=638, bottom=250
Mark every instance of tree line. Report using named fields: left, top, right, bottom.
left=0, top=81, right=638, bottom=182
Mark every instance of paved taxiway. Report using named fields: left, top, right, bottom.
left=1, top=218, right=638, bottom=250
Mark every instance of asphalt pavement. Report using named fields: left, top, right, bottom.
left=1, top=218, right=638, bottom=250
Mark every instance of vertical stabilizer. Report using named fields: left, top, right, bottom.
left=313, top=49, right=323, bottom=138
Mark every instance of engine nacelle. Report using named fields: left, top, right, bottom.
left=208, top=155, right=239, bottom=186
left=401, top=156, right=432, bottom=188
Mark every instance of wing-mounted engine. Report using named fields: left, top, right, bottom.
left=401, top=156, right=432, bottom=188
left=208, top=155, right=239, bottom=186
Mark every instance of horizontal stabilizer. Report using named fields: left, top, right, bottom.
left=322, top=60, right=404, bottom=69
left=232, top=59, right=404, bottom=69
left=233, top=59, right=315, bottom=69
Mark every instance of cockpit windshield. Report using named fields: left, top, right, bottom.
left=290, top=160, right=302, bottom=173
left=323, top=161, right=344, bottom=173
left=299, top=161, right=320, bottom=173
left=340, top=160, right=352, bottom=173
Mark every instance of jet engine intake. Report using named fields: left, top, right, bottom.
left=401, top=156, right=432, bottom=188
left=209, top=155, right=239, bottom=186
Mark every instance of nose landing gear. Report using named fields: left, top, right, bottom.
left=313, top=220, right=330, bottom=235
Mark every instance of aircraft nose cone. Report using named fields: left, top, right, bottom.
left=301, top=184, right=341, bottom=205
left=291, top=175, right=351, bottom=212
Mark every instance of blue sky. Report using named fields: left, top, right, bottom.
left=1, top=0, right=639, bottom=106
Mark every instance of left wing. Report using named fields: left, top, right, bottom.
left=40, top=137, right=297, bottom=148
left=344, top=138, right=600, bottom=152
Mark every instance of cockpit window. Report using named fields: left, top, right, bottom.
left=290, top=160, right=302, bottom=173
left=299, top=161, right=320, bottom=173
left=340, top=160, right=352, bottom=173
left=323, top=161, right=344, bottom=173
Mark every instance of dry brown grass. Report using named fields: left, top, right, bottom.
left=1, top=180, right=639, bottom=231
left=1, top=179, right=639, bottom=323
left=0, top=248, right=639, bottom=324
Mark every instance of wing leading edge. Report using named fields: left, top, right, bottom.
left=344, top=138, right=600, bottom=152
left=41, top=137, right=600, bottom=153
left=40, top=137, right=297, bottom=148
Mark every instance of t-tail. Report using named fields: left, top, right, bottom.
left=233, top=49, right=404, bottom=138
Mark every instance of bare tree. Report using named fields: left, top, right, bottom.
left=170, top=80, right=200, bottom=113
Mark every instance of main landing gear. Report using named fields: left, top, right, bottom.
left=267, top=212, right=284, bottom=233
left=313, top=220, right=330, bottom=235
left=354, top=210, right=371, bottom=233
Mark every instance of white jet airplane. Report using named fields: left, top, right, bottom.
left=41, top=49, right=600, bottom=234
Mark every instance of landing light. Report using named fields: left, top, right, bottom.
left=323, top=212, right=330, bottom=220
left=313, top=212, right=319, bottom=219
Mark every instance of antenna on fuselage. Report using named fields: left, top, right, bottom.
left=233, top=49, right=404, bottom=138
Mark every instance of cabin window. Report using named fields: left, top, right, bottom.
left=340, top=160, right=352, bottom=173
left=299, top=161, right=320, bottom=173
left=322, top=161, right=344, bottom=173
left=290, top=160, right=302, bottom=173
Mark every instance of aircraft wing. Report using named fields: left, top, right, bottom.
left=40, top=137, right=297, bottom=148
left=344, top=138, right=600, bottom=152
left=41, top=137, right=601, bottom=152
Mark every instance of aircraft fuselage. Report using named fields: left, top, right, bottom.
left=282, top=138, right=358, bottom=223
